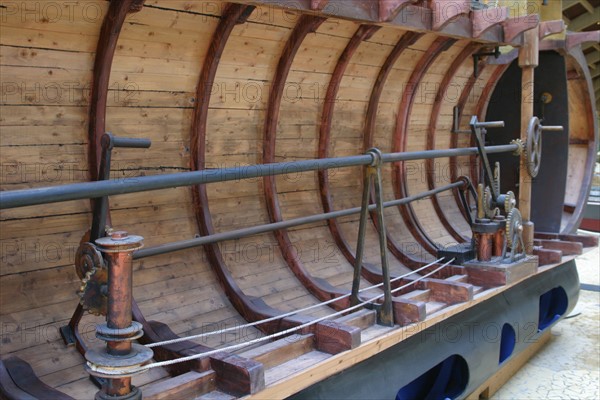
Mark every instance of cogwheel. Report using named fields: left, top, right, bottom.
left=505, top=208, right=523, bottom=248
left=75, top=243, right=107, bottom=316
left=483, top=187, right=497, bottom=219
left=510, top=139, right=524, bottom=156
left=504, top=191, right=516, bottom=214
left=526, top=117, right=542, bottom=178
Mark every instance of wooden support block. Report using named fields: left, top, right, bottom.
left=503, top=15, right=540, bottom=43
left=147, top=320, right=210, bottom=374
left=335, top=309, right=377, bottom=330
left=534, top=239, right=583, bottom=256
left=314, top=320, right=361, bottom=355
left=472, top=7, right=509, bottom=38
left=419, top=278, right=474, bottom=304
left=535, top=232, right=599, bottom=248
left=539, top=20, right=564, bottom=39
left=566, top=31, right=600, bottom=50
left=143, top=370, right=216, bottom=400
left=239, top=335, right=314, bottom=369
left=392, top=297, right=426, bottom=326
left=379, top=0, right=416, bottom=22
left=533, top=246, right=563, bottom=266
left=398, top=288, right=430, bottom=302
left=464, top=256, right=539, bottom=288
left=431, top=0, right=471, bottom=31
left=210, top=352, right=265, bottom=396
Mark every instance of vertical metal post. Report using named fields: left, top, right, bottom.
left=351, top=160, right=374, bottom=306
left=370, top=148, right=393, bottom=327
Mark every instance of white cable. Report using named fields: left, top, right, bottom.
left=146, top=257, right=445, bottom=348
left=88, top=259, right=454, bottom=375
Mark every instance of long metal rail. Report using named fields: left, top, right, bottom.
left=135, top=181, right=463, bottom=259
left=0, top=144, right=518, bottom=209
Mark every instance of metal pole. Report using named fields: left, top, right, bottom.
left=350, top=161, right=374, bottom=306
left=1, top=145, right=519, bottom=210
left=370, top=149, right=393, bottom=327
left=134, top=181, right=464, bottom=260
left=86, top=231, right=152, bottom=400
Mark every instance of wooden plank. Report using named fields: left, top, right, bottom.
left=534, top=239, right=583, bottom=256
left=142, top=370, right=216, bottom=400
left=239, top=334, right=314, bottom=369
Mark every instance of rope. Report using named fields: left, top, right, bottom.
left=146, top=257, right=445, bottom=348
left=87, top=259, right=454, bottom=375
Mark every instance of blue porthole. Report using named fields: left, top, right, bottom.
left=396, top=354, right=469, bottom=400
left=499, top=323, right=516, bottom=364
left=538, top=287, right=568, bottom=331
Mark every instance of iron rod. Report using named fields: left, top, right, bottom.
left=372, top=162, right=393, bottom=326
left=134, top=181, right=463, bottom=259
left=0, top=145, right=518, bottom=210
left=350, top=166, right=373, bottom=305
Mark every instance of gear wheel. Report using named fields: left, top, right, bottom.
left=505, top=208, right=523, bottom=248
left=510, top=138, right=524, bottom=156
left=75, top=243, right=107, bottom=316
left=483, top=187, right=497, bottom=219
left=504, top=191, right=516, bottom=214
left=526, top=117, right=542, bottom=178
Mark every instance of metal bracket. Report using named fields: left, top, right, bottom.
left=469, top=116, right=505, bottom=201
left=473, top=46, right=500, bottom=78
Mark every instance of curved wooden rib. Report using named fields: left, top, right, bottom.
left=449, top=59, right=487, bottom=221
left=392, top=37, right=457, bottom=255
left=562, top=48, right=598, bottom=233
left=190, top=4, right=311, bottom=333
left=262, top=15, right=354, bottom=310
left=318, top=24, right=381, bottom=282
left=88, top=0, right=145, bottom=177
left=364, top=31, right=427, bottom=269
left=426, top=43, right=480, bottom=243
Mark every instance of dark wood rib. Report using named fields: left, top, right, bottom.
left=449, top=59, right=488, bottom=221
left=392, top=37, right=457, bottom=254
left=190, top=4, right=312, bottom=332
left=317, top=24, right=383, bottom=284
left=88, top=0, right=145, bottom=177
left=562, top=48, right=598, bottom=234
left=425, top=43, right=480, bottom=244
left=262, top=15, right=354, bottom=310
left=363, top=32, right=431, bottom=269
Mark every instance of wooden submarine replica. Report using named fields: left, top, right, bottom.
left=0, top=0, right=599, bottom=399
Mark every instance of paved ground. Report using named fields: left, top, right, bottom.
left=492, top=235, right=600, bottom=400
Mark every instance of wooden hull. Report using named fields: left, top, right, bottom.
left=0, top=1, right=598, bottom=399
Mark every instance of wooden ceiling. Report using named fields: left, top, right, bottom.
left=562, top=0, right=600, bottom=109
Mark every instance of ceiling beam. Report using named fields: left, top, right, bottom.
left=567, top=6, right=600, bottom=31
left=563, top=0, right=595, bottom=14
left=586, top=51, right=600, bottom=66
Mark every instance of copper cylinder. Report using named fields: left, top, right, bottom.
left=493, top=228, right=505, bottom=257
left=95, top=231, right=143, bottom=398
left=475, top=233, right=493, bottom=262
